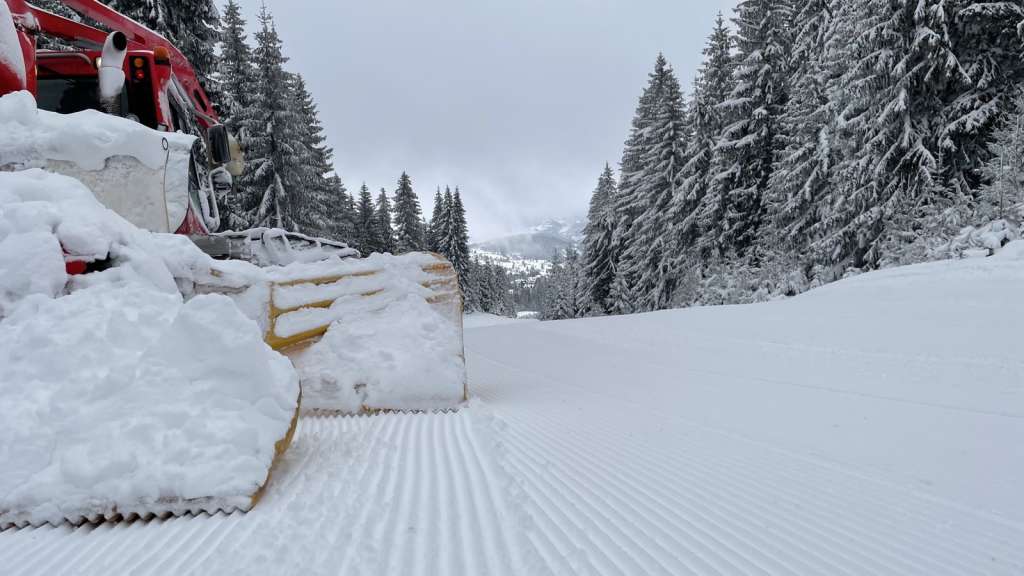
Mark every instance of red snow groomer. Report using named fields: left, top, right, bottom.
left=0, top=0, right=353, bottom=261
left=1, top=0, right=232, bottom=237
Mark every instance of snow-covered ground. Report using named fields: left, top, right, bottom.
left=463, top=312, right=528, bottom=328
left=1, top=246, right=1022, bottom=574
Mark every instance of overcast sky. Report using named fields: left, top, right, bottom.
left=234, top=0, right=738, bottom=241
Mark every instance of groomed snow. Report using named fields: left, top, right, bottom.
left=1, top=243, right=1020, bottom=574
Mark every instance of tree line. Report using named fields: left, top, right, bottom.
left=559, top=0, right=1024, bottom=319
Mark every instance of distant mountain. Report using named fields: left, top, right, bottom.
left=473, top=217, right=584, bottom=261
left=528, top=218, right=586, bottom=245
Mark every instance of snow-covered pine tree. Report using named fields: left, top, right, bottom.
left=669, top=12, right=735, bottom=271
left=493, top=264, right=516, bottom=317
left=244, top=5, right=303, bottom=231
left=213, top=0, right=254, bottom=127
left=607, top=264, right=637, bottom=316
left=354, top=184, right=378, bottom=254
left=617, top=59, right=689, bottom=312
left=212, top=0, right=256, bottom=230
left=447, top=188, right=471, bottom=294
left=288, top=73, right=337, bottom=238
left=612, top=54, right=671, bottom=274
left=102, top=0, right=220, bottom=89
left=542, top=248, right=587, bottom=320
left=329, top=177, right=358, bottom=245
left=374, top=188, right=397, bottom=254
left=392, top=172, right=426, bottom=252
left=581, top=164, right=617, bottom=314
left=428, top=188, right=447, bottom=252
left=978, top=89, right=1024, bottom=224
left=764, top=0, right=837, bottom=260
left=705, top=0, right=793, bottom=261
left=463, top=258, right=484, bottom=313
left=817, top=0, right=971, bottom=270
left=942, top=1, right=1024, bottom=196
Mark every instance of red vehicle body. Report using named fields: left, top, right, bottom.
left=2, top=0, right=220, bottom=237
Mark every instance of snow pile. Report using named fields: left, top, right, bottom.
left=0, top=91, right=192, bottom=172
left=937, top=218, right=1021, bottom=259
left=291, top=293, right=465, bottom=412
left=0, top=169, right=299, bottom=527
left=0, top=91, right=195, bottom=232
left=0, top=289, right=298, bottom=527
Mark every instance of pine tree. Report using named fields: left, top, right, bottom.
left=463, top=258, right=484, bottom=313
left=581, top=164, right=617, bottom=314
left=618, top=59, right=688, bottom=311
left=447, top=188, right=471, bottom=293
left=244, top=5, right=303, bottom=231
left=212, top=0, right=256, bottom=231
left=705, top=0, right=794, bottom=261
left=288, top=73, right=337, bottom=238
left=942, top=1, right=1024, bottom=195
left=330, top=178, right=358, bottom=244
left=613, top=54, right=672, bottom=268
left=392, top=172, right=426, bottom=252
left=354, top=184, right=377, bottom=254
left=609, top=54, right=678, bottom=313
left=818, top=0, right=971, bottom=270
left=213, top=0, right=254, bottom=130
left=428, top=188, right=446, bottom=252
left=764, top=0, right=839, bottom=266
left=978, top=89, right=1024, bottom=224
left=670, top=13, right=735, bottom=269
left=374, top=189, right=397, bottom=254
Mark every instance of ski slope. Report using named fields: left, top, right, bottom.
left=1, top=249, right=1023, bottom=574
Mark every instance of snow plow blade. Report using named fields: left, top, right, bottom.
left=255, top=252, right=468, bottom=414
left=265, top=256, right=462, bottom=351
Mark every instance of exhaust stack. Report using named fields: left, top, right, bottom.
left=98, top=31, right=128, bottom=105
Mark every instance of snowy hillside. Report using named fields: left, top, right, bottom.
left=472, top=217, right=583, bottom=262
left=2, top=245, right=1021, bottom=574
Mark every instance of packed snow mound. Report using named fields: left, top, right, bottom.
left=0, top=169, right=241, bottom=314
left=0, top=90, right=194, bottom=172
left=0, top=288, right=299, bottom=528
left=0, top=169, right=301, bottom=526
left=0, top=91, right=196, bottom=232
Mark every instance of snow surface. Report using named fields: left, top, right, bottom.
left=463, top=312, right=527, bottom=328
left=1, top=245, right=1020, bottom=573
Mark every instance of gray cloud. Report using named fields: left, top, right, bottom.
left=234, top=0, right=738, bottom=241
